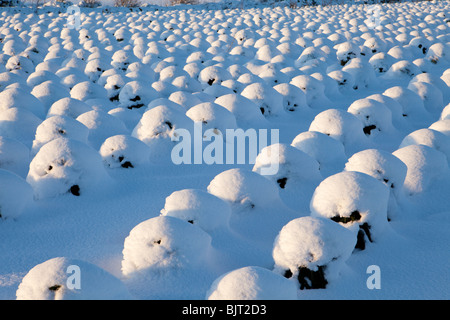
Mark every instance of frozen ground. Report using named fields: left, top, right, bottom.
left=0, top=1, right=449, bottom=300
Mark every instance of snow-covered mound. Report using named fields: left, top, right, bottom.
left=393, top=144, right=449, bottom=195
left=272, top=216, right=356, bottom=289
left=344, top=148, right=408, bottom=220
left=99, top=134, right=151, bottom=169
left=207, top=168, right=297, bottom=248
left=160, top=188, right=231, bottom=233
left=310, top=171, right=390, bottom=250
left=121, top=216, right=212, bottom=276
left=26, top=138, right=109, bottom=199
left=308, top=108, right=368, bottom=156
left=206, top=266, right=298, bottom=300
left=16, top=257, right=132, bottom=300
left=132, top=105, right=194, bottom=163
left=291, top=131, right=347, bottom=178
left=252, top=143, right=322, bottom=212
left=31, top=115, right=90, bottom=156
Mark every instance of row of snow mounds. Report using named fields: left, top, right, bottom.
left=13, top=136, right=450, bottom=300
left=5, top=0, right=450, bottom=299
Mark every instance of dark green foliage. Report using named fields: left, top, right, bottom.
left=331, top=210, right=362, bottom=224
left=284, top=266, right=328, bottom=290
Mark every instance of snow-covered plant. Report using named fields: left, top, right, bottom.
left=393, top=144, right=449, bottom=196
left=207, top=168, right=280, bottom=212
left=310, top=171, right=390, bottom=250
left=291, top=131, right=347, bottom=178
left=213, top=93, right=267, bottom=128
left=206, top=266, right=298, bottom=300
left=240, top=82, right=284, bottom=117
left=185, top=102, right=238, bottom=140
left=121, top=216, right=212, bottom=276
left=27, top=138, right=109, bottom=199
left=132, top=105, right=194, bottom=163
left=76, top=110, right=129, bottom=149
left=31, top=115, right=90, bottom=156
left=16, top=257, right=132, bottom=300
left=344, top=149, right=408, bottom=220
left=273, top=216, right=356, bottom=289
left=100, top=134, right=150, bottom=169
left=347, top=98, right=395, bottom=138
left=309, top=108, right=368, bottom=156
left=160, top=188, right=231, bottom=232
left=273, top=83, right=309, bottom=113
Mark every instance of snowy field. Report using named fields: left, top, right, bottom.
left=0, top=1, right=449, bottom=300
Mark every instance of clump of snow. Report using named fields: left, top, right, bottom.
left=207, top=168, right=297, bottom=248
left=186, top=102, right=238, bottom=140
left=5, top=55, right=34, bottom=77
left=273, top=83, right=309, bottom=113
left=308, top=108, right=368, bottom=156
left=0, top=87, right=46, bottom=119
left=16, top=257, right=132, bottom=300
left=76, top=110, right=129, bottom=150
left=425, top=43, right=449, bottom=66
left=99, top=135, right=151, bottom=169
left=168, top=91, right=203, bottom=111
left=160, top=188, right=231, bottom=233
left=31, top=80, right=70, bottom=111
left=327, top=70, right=355, bottom=93
left=272, top=216, right=356, bottom=289
left=198, top=65, right=232, bottom=87
left=0, top=0, right=449, bottom=301
left=429, top=119, right=450, bottom=137
left=214, top=93, right=267, bottom=128
left=253, top=143, right=322, bottom=212
left=47, top=98, right=93, bottom=120
left=27, top=70, right=61, bottom=89
left=31, top=115, right=90, bottom=156
left=441, top=103, right=450, bottom=121
left=336, top=41, right=360, bottom=66
left=207, top=168, right=280, bottom=212
left=407, top=81, right=444, bottom=115
left=132, top=105, right=194, bottom=164
left=383, top=86, right=432, bottom=127
left=347, top=98, right=395, bottom=138
left=381, top=60, right=421, bottom=82
left=393, top=144, right=449, bottom=195
left=290, top=74, right=331, bottom=109
left=341, top=58, right=377, bottom=90
left=310, top=171, right=390, bottom=250
left=399, top=128, right=450, bottom=164
left=26, top=138, right=109, bottom=199
left=365, top=93, right=405, bottom=129
left=118, top=80, right=158, bottom=110
left=291, top=131, right=347, bottom=178
left=121, top=216, right=212, bottom=276
left=70, top=81, right=108, bottom=102
left=344, top=149, right=408, bottom=220
left=240, top=82, right=284, bottom=117
left=206, top=266, right=298, bottom=300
